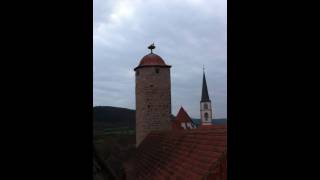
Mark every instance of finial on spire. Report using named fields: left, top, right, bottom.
left=203, top=65, right=205, bottom=73
left=148, top=42, right=155, bottom=53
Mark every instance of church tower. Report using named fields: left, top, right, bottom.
left=134, top=44, right=172, bottom=147
left=200, top=69, right=213, bottom=125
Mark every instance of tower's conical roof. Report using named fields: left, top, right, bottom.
left=201, top=72, right=211, bottom=102
left=134, top=44, right=171, bottom=71
left=139, top=53, right=167, bottom=66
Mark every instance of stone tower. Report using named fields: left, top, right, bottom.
left=200, top=69, right=213, bottom=125
left=134, top=44, right=172, bottom=147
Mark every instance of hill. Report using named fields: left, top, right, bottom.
left=93, top=106, right=135, bottom=130
left=192, top=118, right=227, bottom=125
left=93, top=106, right=226, bottom=131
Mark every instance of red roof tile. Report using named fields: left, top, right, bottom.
left=124, top=125, right=227, bottom=180
left=134, top=53, right=171, bottom=70
left=172, top=107, right=197, bottom=130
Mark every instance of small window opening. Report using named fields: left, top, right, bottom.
left=204, top=112, right=209, bottom=121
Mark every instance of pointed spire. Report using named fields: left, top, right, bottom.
left=201, top=69, right=210, bottom=102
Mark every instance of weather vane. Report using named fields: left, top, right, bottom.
left=148, top=42, right=155, bottom=53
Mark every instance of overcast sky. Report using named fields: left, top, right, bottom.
left=93, top=0, right=227, bottom=118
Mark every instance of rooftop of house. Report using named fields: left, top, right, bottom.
left=172, top=106, right=197, bottom=130
left=124, top=125, right=227, bottom=180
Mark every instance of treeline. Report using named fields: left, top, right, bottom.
left=93, top=106, right=135, bottom=129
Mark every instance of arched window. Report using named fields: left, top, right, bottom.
left=155, top=68, right=160, bottom=74
left=204, top=112, right=209, bottom=121
left=204, top=104, right=208, bottom=110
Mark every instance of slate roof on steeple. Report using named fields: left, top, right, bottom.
left=201, top=72, right=211, bottom=102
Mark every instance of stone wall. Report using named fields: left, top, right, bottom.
left=135, top=66, right=172, bottom=146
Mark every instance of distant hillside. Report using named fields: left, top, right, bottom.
left=192, top=118, right=227, bottom=125
left=93, top=106, right=135, bottom=130
left=93, top=106, right=226, bottom=131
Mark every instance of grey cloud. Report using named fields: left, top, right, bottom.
left=94, top=0, right=227, bottom=118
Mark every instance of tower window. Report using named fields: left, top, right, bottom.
left=204, top=104, right=208, bottom=109
left=136, top=70, right=139, bottom=76
left=155, top=68, right=160, bottom=74
left=204, top=112, right=209, bottom=121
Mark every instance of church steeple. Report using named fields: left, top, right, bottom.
left=201, top=71, right=210, bottom=102
left=200, top=67, right=213, bottom=126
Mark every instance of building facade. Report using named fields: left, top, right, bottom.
left=200, top=71, right=214, bottom=125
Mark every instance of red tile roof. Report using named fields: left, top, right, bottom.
left=172, top=107, right=197, bottom=130
left=134, top=53, right=171, bottom=70
left=124, top=125, right=227, bottom=180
